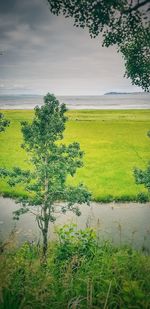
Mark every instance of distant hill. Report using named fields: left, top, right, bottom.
left=104, top=92, right=144, bottom=95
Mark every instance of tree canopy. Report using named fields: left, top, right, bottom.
left=47, top=0, right=150, bottom=91
left=0, top=94, right=91, bottom=258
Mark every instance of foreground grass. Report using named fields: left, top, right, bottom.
left=0, top=109, right=150, bottom=201
left=0, top=226, right=150, bottom=309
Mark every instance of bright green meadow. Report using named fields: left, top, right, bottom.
left=0, top=109, right=150, bottom=201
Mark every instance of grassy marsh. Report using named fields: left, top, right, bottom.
left=0, top=109, right=150, bottom=201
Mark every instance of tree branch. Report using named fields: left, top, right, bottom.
left=128, top=0, right=150, bottom=12
left=36, top=216, right=44, bottom=231
left=29, top=209, right=38, bottom=217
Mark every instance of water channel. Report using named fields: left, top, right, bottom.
left=0, top=197, right=150, bottom=252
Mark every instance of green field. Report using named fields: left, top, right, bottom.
left=0, top=109, right=150, bottom=201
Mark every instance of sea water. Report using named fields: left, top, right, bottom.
left=0, top=93, right=150, bottom=110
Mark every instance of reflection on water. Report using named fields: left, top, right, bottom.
left=0, top=198, right=150, bottom=252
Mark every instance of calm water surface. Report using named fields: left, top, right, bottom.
left=0, top=94, right=150, bottom=109
left=0, top=198, right=150, bottom=252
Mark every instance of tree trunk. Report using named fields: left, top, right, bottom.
left=42, top=160, right=49, bottom=261
left=42, top=227, right=48, bottom=258
left=41, top=207, right=49, bottom=263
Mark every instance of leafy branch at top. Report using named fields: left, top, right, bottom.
left=47, top=0, right=150, bottom=91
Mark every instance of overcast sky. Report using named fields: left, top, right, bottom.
left=0, top=0, right=142, bottom=95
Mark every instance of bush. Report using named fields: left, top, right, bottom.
left=54, top=225, right=97, bottom=273
left=136, top=192, right=149, bottom=203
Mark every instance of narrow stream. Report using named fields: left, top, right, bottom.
left=0, top=197, right=150, bottom=252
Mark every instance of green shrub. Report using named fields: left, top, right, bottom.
left=53, top=225, right=97, bottom=274
left=136, top=192, right=149, bottom=203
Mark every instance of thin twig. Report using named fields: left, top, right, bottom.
left=126, top=0, right=149, bottom=12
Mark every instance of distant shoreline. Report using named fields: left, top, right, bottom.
left=104, top=92, right=145, bottom=95
left=0, top=93, right=150, bottom=110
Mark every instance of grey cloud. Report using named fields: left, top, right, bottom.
left=0, top=0, right=140, bottom=95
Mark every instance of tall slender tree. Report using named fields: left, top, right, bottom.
left=0, top=94, right=91, bottom=259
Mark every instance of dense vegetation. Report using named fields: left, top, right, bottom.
left=0, top=109, right=150, bottom=202
left=0, top=225, right=150, bottom=309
